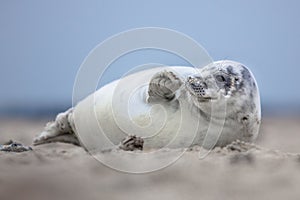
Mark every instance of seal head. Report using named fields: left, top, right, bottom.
left=184, top=60, right=261, bottom=144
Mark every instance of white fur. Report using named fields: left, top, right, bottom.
left=34, top=60, right=261, bottom=151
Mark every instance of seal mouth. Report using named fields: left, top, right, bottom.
left=197, top=96, right=217, bottom=102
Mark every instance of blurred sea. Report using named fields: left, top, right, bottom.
left=0, top=102, right=299, bottom=119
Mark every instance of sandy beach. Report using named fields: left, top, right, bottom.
left=0, top=117, right=299, bottom=200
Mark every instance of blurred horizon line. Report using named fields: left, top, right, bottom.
left=0, top=103, right=299, bottom=119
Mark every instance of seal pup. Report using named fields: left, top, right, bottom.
left=33, top=60, right=261, bottom=150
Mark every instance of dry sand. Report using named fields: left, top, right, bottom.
left=0, top=117, right=300, bottom=200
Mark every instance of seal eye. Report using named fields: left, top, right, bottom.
left=215, top=75, right=226, bottom=82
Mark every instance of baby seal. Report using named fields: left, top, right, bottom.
left=34, top=60, right=261, bottom=150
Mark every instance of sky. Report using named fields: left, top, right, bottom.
left=0, top=0, right=300, bottom=115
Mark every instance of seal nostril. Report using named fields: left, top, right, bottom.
left=191, top=82, right=200, bottom=88
left=201, top=82, right=207, bottom=89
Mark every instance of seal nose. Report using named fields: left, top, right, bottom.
left=191, top=80, right=207, bottom=90
left=191, top=80, right=201, bottom=88
left=187, top=76, right=208, bottom=97
left=188, top=76, right=207, bottom=88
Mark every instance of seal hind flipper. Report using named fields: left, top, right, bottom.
left=33, top=133, right=80, bottom=146
left=33, top=108, right=80, bottom=146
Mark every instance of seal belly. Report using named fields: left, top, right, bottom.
left=74, top=79, right=205, bottom=150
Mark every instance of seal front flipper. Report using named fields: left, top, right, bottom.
left=33, top=108, right=80, bottom=146
left=147, top=70, right=183, bottom=103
